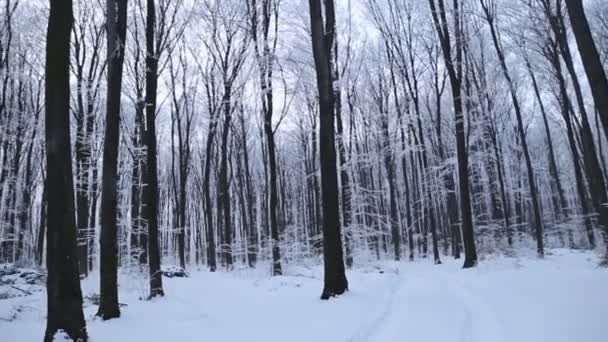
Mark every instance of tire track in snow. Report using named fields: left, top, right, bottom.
left=433, top=270, right=506, bottom=342
left=346, top=268, right=402, bottom=342
left=347, top=264, right=506, bottom=342
left=458, top=298, right=474, bottom=342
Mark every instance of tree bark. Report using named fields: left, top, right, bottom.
left=43, top=0, right=88, bottom=339
left=429, top=0, right=477, bottom=267
left=97, top=0, right=127, bottom=320
left=202, top=108, right=217, bottom=272
left=564, top=0, right=608, bottom=141
left=143, top=0, right=164, bottom=298
left=547, top=38, right=597, bottom=249
left=481, top=2, right=544, bottom=257
left=248, top=0, right=283, bottom=274
left=219, top=88, right=233, bottom=269
left=308, top=0, right=348, bottom=299
left=525, top=58, right=568, bottom=222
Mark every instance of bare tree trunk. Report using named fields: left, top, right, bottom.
left=43, top=0, right=88, bottom=339
left=481, top=1, right=544, bottom=257
left=248, top=0, right=283, bottom=274
left=265, top=112, right=283, bottom=275
left=547, top=39, right=596, bottom=249
left=242, top=116, right=257, bottom=267
left=97, top=0, right=127, bottom=319
left=219, top=88, right=233, bottom=269
left=525, top=57, right=568, bottom=221
left=202, top=110, right=217, bottom=271
left=565, top=0, right=608, bottom=141
left=308, top=0, right=348, bottom=299
left=88, top=160, right=99, bottom=271
left=143, top=0, right=164, bottom=298
left=131, top=101, right=145, bottom=265
left=429, top=0, right=477, bottom=267
left=552, top=10, right=608, bottom=251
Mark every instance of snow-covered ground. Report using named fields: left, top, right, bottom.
left=2, top=249, right=607, bottom=342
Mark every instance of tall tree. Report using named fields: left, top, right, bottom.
left=564, top=0, right=608, bottom=141
left=335, top=0, right=355, bottom=268
left=308, top=0, right=349, bottom=299
left=126, top=3, right=148, bottom=266
left=97, top=0, right=128, bottom=320
left=143, top=0, right=164, bottom=298
left=72, top=0, right=105, bottom=277
left=369, top=60, right=401, bottom=261
left=550, top=0, right=608, bottom=255
left=168, top=49, right=194, bottom=270
left=44, top=0, right=87, bottom=339
left=201, top=0, right=248, bottom=270
left=200, top=59, right=219, bottom=272
left=429, top=0, right=478, bottom=267
left=480, top=0, right=544, bottom=257
left=247, top=0, right=282, bottom=275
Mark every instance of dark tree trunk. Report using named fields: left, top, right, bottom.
left=337, top=105, right=353, bottom=268
left=17, top=107, right=39, bottom=262
left=434, top=94, right=460, bottom=259
left=75, top=78, right=90, bottom=277
left=97, top=0, right=127, bottom=320
left=177, top=165, right=187, bottom=269
left=242, top=117, right=257, bottom=267
left=248, top=0, right=282, bottom=274
left=168, top=60, right=190, bottom=271
left=265, top=108, right=283, bottom=275
left=143, top=0, right=164, bottom=298
left=219, top=88, right=233, bottom=269
left=43, top=0, right=88, bottom=339
left=203, top=112, right=217, bottom=272
left=409, top=127, right=421, bottom=258
left=88, top=160, right=99, bottom=271
left=487, top=124, right=512, bottom=246
left=552, top=11, right=608, bottom=252
left=547, top=40, right=597, bottom=249
left=558, top=75, right=595, bottom=248
left=382, top=130, right=401, bottom=261
left=387, top=48, right=408, bottom=262
left=429, top=0, right=477, bottom=267
left=131, top=101, right=145, bottom=265
left=525, top=58, right=568, bottom=221
left=565, top=0, right=608, bottom=141
left=308, top=0, right=348, bottom=299
left=333, top=37, right=353, bottom=269
left=399, top=108, right=414, bottom=261
left=375, top=75, right=401, bottom=261
left=234, top=145, right=249, bottom=265
left=415, top=106, right=440, bottom=264
left=75, top=138, right=90, bottom=276
left=481, top=3, right=544, bottom=257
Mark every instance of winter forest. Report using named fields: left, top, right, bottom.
left=1, top=0, right=608, bottom=340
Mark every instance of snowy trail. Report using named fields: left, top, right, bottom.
left=347, top=268, right=402, bottom=342
left=2, top=250, right=608, bottom=342
left=358, top=265, right=505, bottom=342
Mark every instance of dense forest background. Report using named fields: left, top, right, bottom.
left=1, top=0, right=608, bottom=338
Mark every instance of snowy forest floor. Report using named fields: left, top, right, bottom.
left=2, top=249, right=607, bottom=342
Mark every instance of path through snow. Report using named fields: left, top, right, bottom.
left=2, top=249, right=607, bottom=342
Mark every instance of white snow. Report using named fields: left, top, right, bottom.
left=52, top=330, right=72, bottom=341
left=1, top=249, right=607, bottom=342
